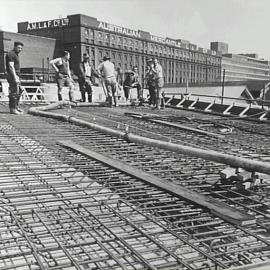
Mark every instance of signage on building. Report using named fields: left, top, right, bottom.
left=26, top=18, right=70, bottom=30
left=151, top=35, right=182, bottom=48
left=98, top=21, right=141, bottom=38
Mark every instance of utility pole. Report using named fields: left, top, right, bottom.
left=42, top=58, right=45, bottom=83
left=221, top=69, right=225, bottom=104
left=186, top=62, right=190, bottom=94
left=47, top=57, right=50, bottom=82
left=262, top=82, right=266, bottom=110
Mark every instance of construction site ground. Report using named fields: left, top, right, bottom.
left=0, top=101, right=269, bottom=270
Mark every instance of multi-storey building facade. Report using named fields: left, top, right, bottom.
left=222, top=53, right=270, bottom=81
left=17, top=14, right=222, bottom=84
left=211, top=42, right=270, bottom=82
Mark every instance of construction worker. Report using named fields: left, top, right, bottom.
left=123, top=70, right=135, bottom=101
left=152, top=58, right=165, bottom=109
left=145, top=58, right=156, bottom=106
left=97, top=56, right=118, bottom=107
left=5, top=41, right=24, bottom=114
left=50, top=51, right=75, bottom=102
left=78, top=53, right=99, bottom=102
left=132, top=66, right=143, bottom=104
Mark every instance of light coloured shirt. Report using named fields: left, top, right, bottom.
left=84, top=62, right=91, bottom=77
left=97, top=60, right=116, bottom=80
left=153, top=63, right=163, bottom=79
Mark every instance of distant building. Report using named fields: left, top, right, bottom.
left=210, top=41, right=228, bottom=54
left=0, top=31, right=61, bottom=81
left=16, top=14, right=222, bottom=84
left=211, top=41, right=270, bottom=81
left=222, top=53, right=270, bottom=81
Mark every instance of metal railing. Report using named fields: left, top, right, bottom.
left=165, top=92, right=270, bottom=109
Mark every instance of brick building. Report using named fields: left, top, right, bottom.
left=17, top=14, right=222, bottom=84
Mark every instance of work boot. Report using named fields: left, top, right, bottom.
left=155, top=98, right=161, bottom=110
left=10, top=109, right=21, bottom=115
left=69, top=91, right=75, bottom=102
left=58, top=93, right=63, bottom=101
left=16, top=107, right=24, bottom=114
left=113, top=96, right=119, bottom=107
left=161, top=98, right=165, bottom=110
left=108, top=96, right=113, bottom=107
left=88, top=94, right=92, bottom=103
left=16, top=97, right=24, bottom=113
left=81, top=92, right=86, bottom=102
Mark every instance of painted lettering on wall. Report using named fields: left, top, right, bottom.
left=27, top=18, right=69, bottom=30
left=151, top=35, right=182, bottom=48
left=98, top=21, right=141, bottom=38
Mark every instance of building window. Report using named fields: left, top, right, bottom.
left=86, top=46, right=90, bottom=56
left=99, top=50, right=102, bottom=59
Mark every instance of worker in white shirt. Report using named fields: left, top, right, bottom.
left=97, top=56, right=118, bottom=107
left=78, top=53, right=99, bottom=102
left=152, top=58, right=165, bottom=109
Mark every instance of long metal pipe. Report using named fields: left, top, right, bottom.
left=28, top=102, right=270, bottom=175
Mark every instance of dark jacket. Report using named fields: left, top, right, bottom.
left=78, top=61, right=99, bottom=84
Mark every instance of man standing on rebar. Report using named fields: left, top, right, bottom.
left=78, top=53, right=99, bottom=102
left=123, top=70, right=135, bottom=102
left=5, top=41, right=24, bottom=114
left=97, top=56, right=118, bottom=107
left=145, top=58, right=156, bottom=106
left=152, top=58, right=165, bottom=109
left=132, top=66, right=143, bottom=104
left=50, top=51, right=75, bottom=102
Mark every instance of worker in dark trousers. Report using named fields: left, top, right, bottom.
left=132, top=66, right=143, bottom=104
left=50, top=51, right=75, bottom=102
left=5, top=41, right=24, bottom=114
left=152, top=58, right=165, bottom=109
left=123, top=67, right=142, bottom=104
left=123, top=70, right=135, bottom=101
left=78, top=53, right=99, bottom=102
left=145, top=58, right=156, bottom=106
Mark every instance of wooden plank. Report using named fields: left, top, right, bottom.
left=58, top=140, right=256, bottom=226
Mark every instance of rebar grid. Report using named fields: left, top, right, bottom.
left=0, top=109, right=269, bottom=269
left=65, top=106, right=270, bottom=163
left=0, top=123, right=217, bottom=269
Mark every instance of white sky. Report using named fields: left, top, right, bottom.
left=0, top=0, right=269, bottom=59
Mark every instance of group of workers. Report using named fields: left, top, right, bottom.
left=5, top=41, right=165, bottom=114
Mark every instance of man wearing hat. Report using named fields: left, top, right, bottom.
left=97, top=56, right=118, bottom=107
left=78, top=53, right=99, bottom=102
left=123, top=70, right=135, bottom=101
left=152, top=58, right=165, bottom=109
left=5, top=41, right=24, bottom=114
left=145, top=58, right=156, bottom=106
